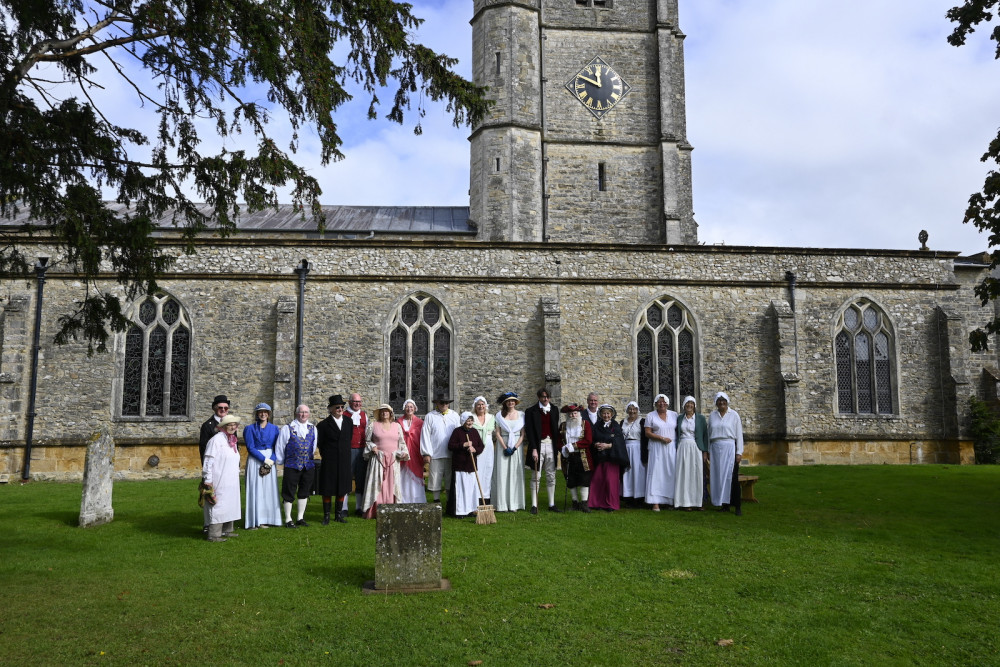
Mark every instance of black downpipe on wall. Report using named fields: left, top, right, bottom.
left=22, top=256, right=49, bottom=481
left=293, top=259, right=310, bottom=411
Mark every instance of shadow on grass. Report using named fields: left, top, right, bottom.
left=314, top=564, right=372, bottom=589
left=124, top=511, right=208, bottom=540
left=40, top=510, right=81, bottom=527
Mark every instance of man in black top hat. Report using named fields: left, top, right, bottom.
left=199, top=395, right=230, bottom=463
left=316, top=394, right=353, bottom=524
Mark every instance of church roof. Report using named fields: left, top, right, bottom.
left=3, top=203, right=475, bottom=237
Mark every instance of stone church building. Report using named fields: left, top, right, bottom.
left=1, top=0, right=994, bottom=480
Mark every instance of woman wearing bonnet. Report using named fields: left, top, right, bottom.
left=674, top=396, right=708, bottom=510
left=469, top=396, right=496, bottom=504
left=708, top=391, right=744, bottom=515
left=396, top=399, right=426, bottom=503
left=644, top=393, right=678, bottom=512
left=620, top=400, right=646, bottom=508
left=492, top=391, right=525, bottom=512
left=243, top=403, right=282, bottom=529
left=361, top=404, right=408, bottom=518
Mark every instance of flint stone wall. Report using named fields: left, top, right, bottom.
left=0, top=239, right=987, bottom=479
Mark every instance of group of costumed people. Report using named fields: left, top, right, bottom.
left=198, top=389, right=745, bottom=540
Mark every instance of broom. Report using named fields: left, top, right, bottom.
left=468, top=438, right=496, bottom=524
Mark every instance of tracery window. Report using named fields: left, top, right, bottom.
left=834, top=299, right=895, bottom=415
left=120, top=293, right=191, bottom=418
left=635, top=297, right=697, bottom=412
left=386, top=293, right=454, bottom=413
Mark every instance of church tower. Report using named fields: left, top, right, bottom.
left=470, top=0, right=697, bottom=244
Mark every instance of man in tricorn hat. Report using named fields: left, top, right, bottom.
left=560, top=403, right=594, bottom=512
left=420, top=391, right=461, bottom=504
left=317, top=394, right=353, bottom=524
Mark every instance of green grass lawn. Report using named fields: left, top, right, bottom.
left=1, top=465, right=998, bottom=665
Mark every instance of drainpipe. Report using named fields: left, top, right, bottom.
left=22, top=256, right=49, bottom=481
left=785, top=271, right=799, bottom=375
left=538, top=2, right=549, bottom=241
left=293, top=259, right=310, bottom=410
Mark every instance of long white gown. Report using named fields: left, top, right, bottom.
left=202, top=432, right=242, bottom=525
left=709, top=409, right=744, bottom=506
left=621, top=417, right=646, bottom=499
left=644, top=410, right=678, bottom=505
left=493, top=411, right=525, bottom=512
left=673, top=415, right=703, bottom=508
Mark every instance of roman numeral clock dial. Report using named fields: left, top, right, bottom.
left=565, top=56, right=631, bottom=119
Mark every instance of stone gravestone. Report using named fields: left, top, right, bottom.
left=79, top=428, right=115, bottom=527
left=364, top=504, right=450, bottom=593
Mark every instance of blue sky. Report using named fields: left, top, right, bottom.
left=57, top=0, right=1000, bottom=254
left=301, top=0, right=999, bottom=255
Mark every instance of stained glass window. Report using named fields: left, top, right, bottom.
left=635, top=297, right=698, bottom=412
left=386, top=294, right=454, bottom=413
left=834, top=299, right=895, bottom=415
left=119, top=294, right=191, bottom=418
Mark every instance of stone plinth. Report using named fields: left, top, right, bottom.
left=79, top=428, right=114, bottom=527
left=366, top=504, right=449, bottom=593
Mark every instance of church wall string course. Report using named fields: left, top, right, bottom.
left=0, top=0, right=991, bottom=479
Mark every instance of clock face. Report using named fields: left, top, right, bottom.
left=565, top=56, right=631, bottom=119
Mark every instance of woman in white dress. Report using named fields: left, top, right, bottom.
left=673, top=396, right=708, bottom=510
left=708, top=391, right=744, bottom=515
left=620, top=401, right=646, bottom=507
left=492, top=391, right=525, bottom=512
left=470, top=396, right=496, bottom=503
left=202, top=413, right=243, bottom=542
left=644, top=394, right=677, bottom=511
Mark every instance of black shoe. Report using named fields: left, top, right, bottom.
left=335, top=511, right=347, bottom=524
left=322, top=513, right=330, bottom=526
left=571, top=500, right=580, bottom=511
left=284, top=521, right=297, bottom=528
left=354, top=509, right=363, bottom=517
left=530, top=506, right=538, bottom=515
left=581, top=505, right=592, bottom=513
left=735, top=507, right=743, bottom=516
left=296, top=519, right=309, bottom=527
left=548, top=505, right=562, bottom=513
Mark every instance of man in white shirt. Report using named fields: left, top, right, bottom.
left=420, top=392, right=461, bottom=503
left=586, top=392, right=600, bottom=425
left=275, top=404, right=317, bottom=528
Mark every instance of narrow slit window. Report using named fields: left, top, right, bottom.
left=495, top=157, right=501, bottom=172
left=598, top=162, right=606, bottom=191
left=495, top=52, right=501, bottom=77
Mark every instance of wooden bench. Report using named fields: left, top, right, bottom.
left=738, top=475, right=760, bottom=503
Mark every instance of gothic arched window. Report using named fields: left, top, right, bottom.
left=834, top=299, right=895, bottom=415
left=120, top=294, right=191, bottom=417
left=635, top=297, right=697, bottom=412
left=386, top=293, right=454, bottom=413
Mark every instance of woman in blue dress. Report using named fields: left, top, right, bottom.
left=244, top=402, right=282, bottom=528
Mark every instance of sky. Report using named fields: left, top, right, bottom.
left=38, top=0, right=1000, bottom=255
left=297, top=0, right=1000, bottom=255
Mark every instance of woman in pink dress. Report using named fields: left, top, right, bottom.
left=361, top=404, right=408, bottom=518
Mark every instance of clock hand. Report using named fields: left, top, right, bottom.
left=577, top=75, right=601, bottom=87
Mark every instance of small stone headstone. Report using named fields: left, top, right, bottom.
left=366, top=504, right=449, bottom=593
left=79, top=428, right=115, bottom=527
